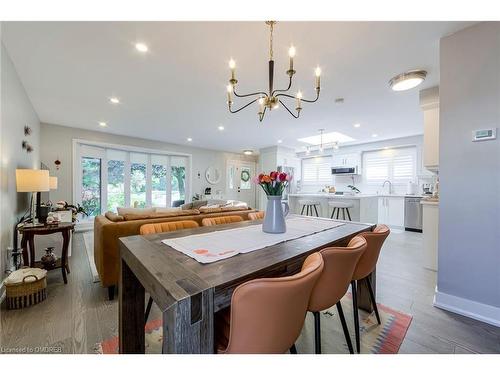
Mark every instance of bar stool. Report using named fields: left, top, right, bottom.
left=328, top=201, right=353, bottom=220
left=298, top=199, right=321, bottom=217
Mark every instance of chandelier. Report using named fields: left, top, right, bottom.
left=226, top=21, right=321, bottom=122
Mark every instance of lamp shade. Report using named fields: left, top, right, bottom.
left=16, top=169, right=50, bottom=192
left=49, top=176, right=58, bottom=190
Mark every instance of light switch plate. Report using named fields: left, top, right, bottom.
left=472, top=128, right=497, bottom=142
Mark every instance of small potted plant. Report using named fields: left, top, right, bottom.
left=253, top=171, right=291, bottom=233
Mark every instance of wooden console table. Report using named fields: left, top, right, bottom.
left=19, top=222, right=75, bottom=284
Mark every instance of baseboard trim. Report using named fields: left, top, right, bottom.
left=434, top=288, right=500, bottom=327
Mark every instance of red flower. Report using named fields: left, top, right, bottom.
left=278, top=172, right=287, bottom=182
left=270, top=171, right=278, bottom=181
left=258, top=173, right=265, bottom=183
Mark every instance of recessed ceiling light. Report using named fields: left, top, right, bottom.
left=135, top=43, right=149, bottom=53
left=218, top=125, right=225, bottom=131
left=243, top=150, right=253, bottom=155
left=353, top=123, right=361, bottom=128
left=372, top=134, right=378, bottom=138
left=389, top=70, right=427, bottom=91
left=98, top=121, right=107, bottom=127
left=187, top=137, right=193, bottom=142
left=109, top=97, right=120, bottom=104
left=277, top=139, right=283, bottom=144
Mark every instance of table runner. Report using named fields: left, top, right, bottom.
left=161, top=215, right=345, bottom=264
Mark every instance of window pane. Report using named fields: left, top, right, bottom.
left=152, top=164, right=167, bottom=207
left=107, top=160, right=125, bottom=212
left=171, top=157, right=186, bottom=207
left=131, top=161, right=146, bottom=208
left=301, top=156, right=332, bottom=184
left=81, top=157, right=101, bottom=217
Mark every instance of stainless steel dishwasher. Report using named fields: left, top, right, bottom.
left=404, top=197, right=423, bottom=232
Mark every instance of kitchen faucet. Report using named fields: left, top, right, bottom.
left=382, top=180, right=393, bottom=195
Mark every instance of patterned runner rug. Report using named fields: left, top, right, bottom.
left=96, top=294, right=412, bottom=354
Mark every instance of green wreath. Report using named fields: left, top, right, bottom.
left=241, top=170, right=251, bottom=182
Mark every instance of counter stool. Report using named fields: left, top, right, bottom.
left=328, top=201, right=353, bottom=221
left=298, top=199, right=321, bottom=217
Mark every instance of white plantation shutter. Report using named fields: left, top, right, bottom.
left=363, top=147, right=416, bottom=184
left=302, top=156, right=332, bottom=184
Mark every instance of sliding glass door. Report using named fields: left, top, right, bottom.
left=75, top=142, right=190, bottom=217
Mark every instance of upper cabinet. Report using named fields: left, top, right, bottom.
left=420, top=86, right=440, bottom=171
left=332, top=152, right=361, bottom=168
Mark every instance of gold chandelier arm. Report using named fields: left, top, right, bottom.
left=228, top=97, right=260, bottom=113
left=278, top=99, right=300, bottom=119
left=276, top=89, right=320, bottom=103
left=271, top=75, right=293, bottom=96
left=258, top=106, right=267, bottom=122
left=233, top=88, right=269, bottom=99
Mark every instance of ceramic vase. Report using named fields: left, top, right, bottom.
left=262, top=195, right=289, bottom=234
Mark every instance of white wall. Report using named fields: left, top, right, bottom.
left=1, top=42, right=41, bottom=279
left=435, top=22, right=500, bottom=326
left=40, top=122, right=256, bottom=206
left=296, top=135, right=433, bottom=194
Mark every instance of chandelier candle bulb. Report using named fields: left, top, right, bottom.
left=229, top=59, right=236, bottom=80
left=315, top=67, right=321, bottom=89
left=226, top=85, right=233, bottom=104
left=288, top=46, right=296, bottom=71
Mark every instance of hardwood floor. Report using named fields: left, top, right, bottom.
left=1, top=229, right=499, bottom=354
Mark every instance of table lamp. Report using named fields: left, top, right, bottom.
left=16, top=169, right=50, bottom=225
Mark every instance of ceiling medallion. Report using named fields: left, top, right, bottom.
left=226, top=21, right=322, bottom=122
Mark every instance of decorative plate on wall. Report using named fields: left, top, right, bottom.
left=205, top=167, right=221, bottom=185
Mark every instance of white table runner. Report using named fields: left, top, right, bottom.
left=161, top=215, right=345, bottom=264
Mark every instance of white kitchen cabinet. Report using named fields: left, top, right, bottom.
left=332, top=152, right=361, bottom=173
left=378, top=196, right=405, bottom=227
left=420, top=86, right=439, bottom=171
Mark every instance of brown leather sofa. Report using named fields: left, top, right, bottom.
left=94, top=207, right=258, bottom=299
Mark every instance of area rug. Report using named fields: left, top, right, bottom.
left=83, top=231, right=100, bottom=283
left=95, top=295, right=412, bottom=354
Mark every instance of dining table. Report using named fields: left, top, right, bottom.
left=118, top=218, right=376, bottom=354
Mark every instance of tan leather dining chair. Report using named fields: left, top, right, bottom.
left=350, top=224, right=390, bottom=353
left=139, top=220, right=199, bottom=235
left=139, top=220, right=199, bottom=322
left=215, top=252, right=324, bottom=354
left=201, top=215, right=243, bottom=226
left=308, top=236, right=367, bottom=354
left=248, top=211, right=265, bottom=221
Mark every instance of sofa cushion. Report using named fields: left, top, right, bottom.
left=155, top=207, right=181, bottom=214
left=117, top=207, right=155, bottom=216
left=149, top=209, right=200, bottom=218
left=123, top=213, right=152, bottom=221
left=199, top=206, right=223, bottom=213
left=181, top=200, right=208, bottom=210
left=105, top=211, right=124, bottom=222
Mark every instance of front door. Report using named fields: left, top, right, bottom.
left=226, top=160, right=256, bottom=208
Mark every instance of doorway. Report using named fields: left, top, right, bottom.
left=226, top=160, right=256, bottom=208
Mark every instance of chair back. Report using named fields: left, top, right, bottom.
left=222, top=252, right=324, bottom=354
left=201, top=215, right=244, bottom=226
left=248, top=211, right=265, bottom=221
left=308, top=236, right=367, bottom=312
left=352, top=225, right=390, bottom=280
left=139, top=220, right=199, bottom=235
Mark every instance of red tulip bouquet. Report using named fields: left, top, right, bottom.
left=253, top=171, right=292, bottom=196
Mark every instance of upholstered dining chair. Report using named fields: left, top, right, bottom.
left=214, top=252, right=324, bottom=354
left=139, top=220, right=199, bottom=322
left=307, top=236, right=367, bottom=354
left=350, top=224, right=390, bottom=353
left=201, top=215, right=244, bottom=226
left=248, top=211, right=265, bottom=220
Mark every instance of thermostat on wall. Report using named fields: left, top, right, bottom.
left=472, top=128, right=497, bottom=142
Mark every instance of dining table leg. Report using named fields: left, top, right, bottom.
left=162, top=288, right=214, bottom=354
left=119, top=258, right=145, bottom=354
left=356, top=270, right=376, bottom=313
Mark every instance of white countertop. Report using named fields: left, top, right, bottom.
left=288, top=193, right=424, bottom=199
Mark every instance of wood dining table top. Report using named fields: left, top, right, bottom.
left=119, top=219, right=375, bottom=314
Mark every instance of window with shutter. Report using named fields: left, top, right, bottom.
left=363, top=147, right=416, bottom=184
left=301, top=156, right=332, bottom=185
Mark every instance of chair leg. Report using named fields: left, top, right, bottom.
left=330, top=207, right=336, bottom=219
left=306, top=205, right=310, bottom=216
left=342, top=208, right=346, bottom=220
left=313, top=205, right=319, bottom=217
left=365, top=277, right=381, bottom=325
left=301, top=205, right=305, bottom=215
left=346, top=208, right=352, bottom=221
left=351, top=280, right=360, bottom=353
left=336, top=207, right=340, bottom=219
left=336, top=301, right=354, bottom=354
left=313, top=311, right=321, bottom=354
left=145, top=296, right=154, bottom=323
left=289, top=344, right=298, bottom=354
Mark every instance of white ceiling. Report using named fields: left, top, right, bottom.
left=2, top=21, right=474, bottom=153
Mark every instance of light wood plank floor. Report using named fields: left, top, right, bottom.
left=1, top=229, right=499, bottom=354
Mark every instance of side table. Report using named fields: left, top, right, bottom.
left=19, top=222, right=75, bottom=284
